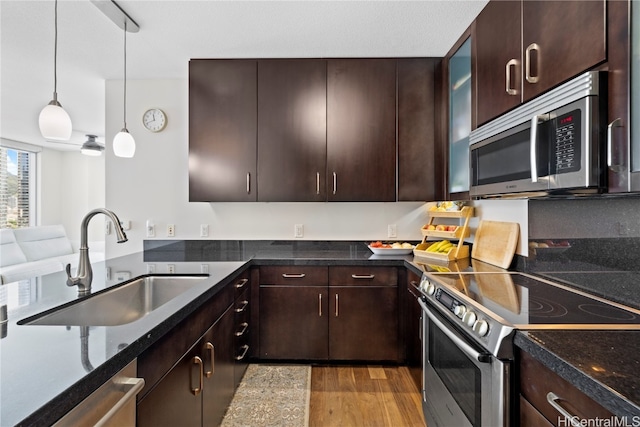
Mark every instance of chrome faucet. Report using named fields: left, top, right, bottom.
left=66, top=208, right=128, bottom=296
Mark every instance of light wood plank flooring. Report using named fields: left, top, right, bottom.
left=309, top=365, right=425, bottom=427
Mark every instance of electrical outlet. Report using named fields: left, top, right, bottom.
left=294, top=224, right=304, bottom=238
left=167, top=264, right=175, bottom=274
left=201, top=264, right=209, bottom=274
left=146, top=220, right=155, bottom=238
left=119, top=220, right=131, bottom=230
left=147, top=264, right=156, bottom=274
left=167, top=224, right=175, bottom=237
left=200, top=224, right=209, bottom=238
left=105, top=220, right=111, bottom=235
left=116, top=271, right=131, bottom=281
left=387, top=224, right=397, bottom=238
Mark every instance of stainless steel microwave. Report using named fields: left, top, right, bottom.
left=469, top=71, right=606, bottom=198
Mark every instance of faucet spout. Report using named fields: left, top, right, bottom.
left=67, top=208, right=128, bottom=296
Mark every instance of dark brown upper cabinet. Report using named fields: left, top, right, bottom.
left=397, top=58, right=442, bottom=202
left=257, top=60, right=327, bottom=202
left=474, top=0, right=606, bottom=127
left=190, top=58, right=439, bottom=202
left=327, top=59, right=397, bottom=202
left=189, top=60, right=257, bottom=202
left=475, top=0, right=522, bottom=127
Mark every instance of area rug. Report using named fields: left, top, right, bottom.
left=221, top=364, right=312, bottom=427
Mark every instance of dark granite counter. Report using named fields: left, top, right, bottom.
left=4, top=239, right=640, bottom=425
left=515, top=330, right=640, bottom=419
left=1, top=241, right=418, bottom=426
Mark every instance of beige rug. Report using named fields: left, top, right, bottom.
left=221, top=364, right=312, bottom=427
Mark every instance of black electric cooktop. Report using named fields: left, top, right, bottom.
left=428, top=271, right=640, bottom=328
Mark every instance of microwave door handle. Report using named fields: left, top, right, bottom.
left=530, top=114, right=546, bottom=182
left=418, top=298, right=491, bottom=364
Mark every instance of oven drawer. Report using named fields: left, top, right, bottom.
left=519, top=351, right=613, bottom=425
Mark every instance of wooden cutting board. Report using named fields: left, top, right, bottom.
left=471, top=220, right=520, bottom=269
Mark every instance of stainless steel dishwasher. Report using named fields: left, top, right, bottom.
left=53, top=359, right=144, bottom=427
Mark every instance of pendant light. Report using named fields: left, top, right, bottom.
left=39, top=0, right=72, bottom=141
left=81, top=134, right=104, bottom=156
left=113, top=21, right=135, bottom=158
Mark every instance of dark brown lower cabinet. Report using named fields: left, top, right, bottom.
left=260, top=285, right=329, bottom=360
left=519, top=350, right=614, bottom=426
left=328, top=285, right=398, bottom=360
left=137, top=305, right=234, bottom=427
left=234, top=281, right=251, bottom=388
left=258, top=265, right=399, bottom=362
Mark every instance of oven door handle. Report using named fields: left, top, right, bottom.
left=418, top=298, right=492, bottom=364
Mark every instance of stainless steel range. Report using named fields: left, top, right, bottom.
left=413, top=264, right=640, bottom=427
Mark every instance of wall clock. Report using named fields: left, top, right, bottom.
left=142, top=108, right=167, bottom=132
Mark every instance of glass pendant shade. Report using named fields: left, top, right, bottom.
left=81, top=134, right=104, bottom=156
left=39, top=100, right=72, bottom=141
left=113, top=128, right=135, bottom=158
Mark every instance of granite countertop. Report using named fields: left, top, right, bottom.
left=1, top=242, right=414, bottom=427
left=3, top=239, right=640, bottom=425
left=515, top=330, right=640, bottom=419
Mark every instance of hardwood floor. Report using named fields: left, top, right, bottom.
left=309, top=365, right=425, bottom=427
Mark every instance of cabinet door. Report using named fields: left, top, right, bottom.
left=397, top=58, right=441, bottom=201
left=327, top=59, right=396, bottom=201
left=260, top=285, right=329, bottom=360
left=202, top=306, right=235, bottom=426
left=189, top=60, right=257, bottom=201
left=257, top=60, right=327, bottom=201
left=475, top=1, right=522, bottom=126
left=329, top=286, right=399, bottom=361
left=137, top=344, right=202, bottom=427
left=447, top=36, right=472, bottom=196
left=234, top=285, right=251, bottom=388
left=522, top=0, right=606, bottom=101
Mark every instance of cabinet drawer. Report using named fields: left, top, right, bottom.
left=329, top=266, right=397, bottom=286
left=519, top=351, right=614, bottom=424
left=259, top=266, right=328, bottom=285
left=520, top=395, right=553, bottom=427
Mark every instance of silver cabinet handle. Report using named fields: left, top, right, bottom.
left=235, top=300, right=249, bottom=313
left=191, top=356, right=204, bottom=396
left=246, top=172, right=251, bottom=194
left=235, top=278, right=248, bottom=289
left=505, top=59, right=518, bottom=95
left=235, top=322, right=249, bottom=337
left=546, top=392, right=582, bottom=427
left=530, top=114, right=547, bottom=182
left=607, top=118, right=623, bottom=167
left=204, top=342, right=214, bottom=378
left=351, top=274, right=375, bottom=279
left=319, top=293, right=323, bottom=316
left=94, top=377, right=145, bottom=427
left=332, top=172, right=337, bottom=195
left=525, top=43, right=540, bottom=83
left=335, top=293, right=339, bottom=317
left=235, top=345, right=250, bottom=361
left=316, top=172, right=320, bottom=195
left=282, top=273, right=306, bottom=278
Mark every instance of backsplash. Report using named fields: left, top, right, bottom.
left=525, top=196, right=640, bottom=309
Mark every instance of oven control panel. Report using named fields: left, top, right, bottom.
left=434, top=288, right=490, bottom=338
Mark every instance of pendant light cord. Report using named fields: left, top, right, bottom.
left=123, top=22, right=127, bottom=129
left=53, top=0, right=58, bottom=101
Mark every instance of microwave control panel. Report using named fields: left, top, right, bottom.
left=553, top=109, right=581, bottom=174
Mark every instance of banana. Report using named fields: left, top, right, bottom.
left=427, top=240, right=444, bottom=252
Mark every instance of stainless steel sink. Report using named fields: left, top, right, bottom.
left=19, top=275, right=208, bottom=327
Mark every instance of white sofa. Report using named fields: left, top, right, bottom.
left=0, top=225, right=104, bottom=284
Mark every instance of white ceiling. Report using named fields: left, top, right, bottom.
left=0, top=0, right=488, bottom=150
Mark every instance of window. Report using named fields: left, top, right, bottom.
left=0, top=145, right=36, bottom=229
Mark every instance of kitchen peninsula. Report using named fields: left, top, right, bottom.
left=2, top=240, right=640, bottom=425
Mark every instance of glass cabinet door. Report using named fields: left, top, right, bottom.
left=448, top=38, right=472, bottom=195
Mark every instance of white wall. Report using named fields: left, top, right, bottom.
left=38, top=148, right=105, bottom=247
left=105, top=79, right=528, bottom=258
